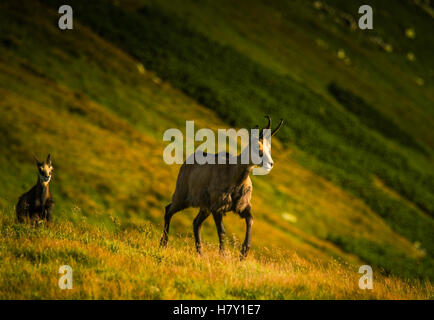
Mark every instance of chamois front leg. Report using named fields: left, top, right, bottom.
left=193, top=209, right=211, bottom=254
left=160, top=204, right=173, bottom=247
left=16, top=198, right=29, bottom=223
left=212, top=211, right=226, bottom=254
left=43, top=199, right=54, bottom=222
left=240, top=208, right=253, bottom=260
left=160, top=201, right=187, bottom=247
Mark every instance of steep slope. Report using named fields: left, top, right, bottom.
left=37, top=0, right=434, bottom=278
left=0, top=0, right=432, bottom=298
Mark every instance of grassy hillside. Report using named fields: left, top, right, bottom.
left=0, top=0, right=433, bottom=299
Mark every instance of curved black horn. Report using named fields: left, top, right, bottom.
left=264, top=115, right=272, bottom=130
left=259, top=115, right=272, bottom=139
left=271, top=119, right=284, bottom=137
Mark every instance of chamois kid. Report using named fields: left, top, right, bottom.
left=16, top=154, right=54, bottom=224
left=160, top=116, right=284, bottom=258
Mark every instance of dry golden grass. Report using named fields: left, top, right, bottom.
left=0, top=210, right=431, bottom=300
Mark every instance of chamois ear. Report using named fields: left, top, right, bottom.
left=46, top=154, right=52, bottom=166
left=33, top=153, right=41, bottom=166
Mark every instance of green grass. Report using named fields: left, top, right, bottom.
left=327, top=234, right=434, bottom=281
left=327, top=82, right=429, bottom=155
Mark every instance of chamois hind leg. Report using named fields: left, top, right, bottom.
left=160, top=202, right=185, bottom=247
left=193, top=208, right=211, bottom=254
left=212, top=211, right=226, bottom=254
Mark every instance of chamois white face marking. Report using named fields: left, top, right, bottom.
left=256, top=138, right=273, bottom=173
left=37, top=162, right=53, bottom=184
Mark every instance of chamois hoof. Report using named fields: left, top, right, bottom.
left=195, top=246, right=203, bottom=255
left=159, top=236, right=168, bottom=248
left=240, top=246, right=250, bottom=260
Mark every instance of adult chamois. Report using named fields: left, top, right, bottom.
left=160, top=116, right=284, bottom=258
left=16, top=154, right=54, bottom=224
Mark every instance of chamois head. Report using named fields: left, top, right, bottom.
left=252, top=116, right=284, bottom=172
left=34, top=154, right=53, bottom=184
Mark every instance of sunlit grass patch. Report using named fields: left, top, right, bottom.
left=0, top=209, right=432, bottom=299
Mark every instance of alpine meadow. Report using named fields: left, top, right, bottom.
left=0, top=0, right=433, bottom=299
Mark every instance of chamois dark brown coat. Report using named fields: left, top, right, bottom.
left=160, top=116, right=284, bottom=258
left=16, top=154, right=54, bottom=224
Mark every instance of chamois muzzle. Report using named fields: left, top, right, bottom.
left=39, top=174, right=51, bottom=183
